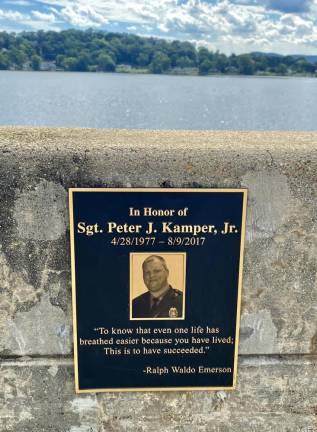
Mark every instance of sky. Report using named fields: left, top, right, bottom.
left=1, top=0, right=317, bottom=55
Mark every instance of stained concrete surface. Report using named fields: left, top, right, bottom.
left=0, top=128, right=316, bottom=431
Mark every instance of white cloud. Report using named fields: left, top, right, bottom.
left=31, top=10, right=56, bottom=23
left=59, top=4, right=108, bottom=27
left=280, top=14, right=314, bottom=35
left=0, top=7, right=59, bottom=31
left=0, top=8, right=26, bottom=21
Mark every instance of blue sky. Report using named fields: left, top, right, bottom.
left=1, top=0, right=317, bottom=54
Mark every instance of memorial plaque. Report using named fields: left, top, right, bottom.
left=69, top=188, right=247, bottom=392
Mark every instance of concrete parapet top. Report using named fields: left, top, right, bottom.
left=0, top=127, right=317, bottom=153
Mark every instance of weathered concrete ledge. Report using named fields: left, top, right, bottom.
left=0, top=127, right=316, bottom=431
left=1, top=356, right=317, bottom=431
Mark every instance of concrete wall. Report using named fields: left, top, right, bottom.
left=0, top=127, right=316, bottom=431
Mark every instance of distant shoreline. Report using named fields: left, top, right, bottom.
left=1, top=68, right=316, bottom=79
left=2, top=30, right=316, bottom=78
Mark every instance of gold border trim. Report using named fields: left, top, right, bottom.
left=69, top=189, right=79, bottom=393
left=232, top=189, right=248, bottom=388
left=69, top=187, right=247, bottom=393
left=76, top=385, right=235, bottom=393
left=69, top=188, right=245, bottom=192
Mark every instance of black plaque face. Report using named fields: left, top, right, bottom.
left=69, top=188, right=247, bottom=393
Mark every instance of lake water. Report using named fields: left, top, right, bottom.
left=1, top=70, right=317, bottom=130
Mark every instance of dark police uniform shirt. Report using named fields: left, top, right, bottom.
left=132, top=286, right=183, bottom=318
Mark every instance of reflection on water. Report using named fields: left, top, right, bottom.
left=0, top=71, right=316, bottom=130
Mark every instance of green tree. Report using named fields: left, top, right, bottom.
left=275, top=63, right=288, bottom=75
left=56, top=54, right=65, bottom=68
left=175, top=56, right=195, bottom=68
left=0, top=52, right=9, bottom=69
left=149, top=52, right=170, bottom=73
left=198, top=59, right=213, bottom=75
left=97, top=52, right=115, bottom=71
left=251, top=54, right=268, bottom=72
left=214, top=53, right=228, bottom=73
left=198, top=47, right=210, bottom=65
left=8, top=48, right=27, bottom=68
left=31, top=54, right=41, bottom=71
left=62, top=56, right=78, bottom=71
left=237, top=54, right=254, bottom=75
left=136, top=52, right=150, bottom=67
left=293, top=58, right=315, bottom=74
left=74, top=52, right=90, bottom=71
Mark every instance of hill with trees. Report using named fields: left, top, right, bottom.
left=0, top=29, right=316, bottom=76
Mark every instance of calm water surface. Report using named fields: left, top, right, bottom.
left=1, top=71, right=316, bottom=130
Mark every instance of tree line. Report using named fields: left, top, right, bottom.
left=0, top=29, right=316, bottom=76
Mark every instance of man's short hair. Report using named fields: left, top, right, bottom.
left=142, top=255, right=169, bottom=272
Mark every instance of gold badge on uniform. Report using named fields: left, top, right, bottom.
left=169, top=307, right=178, bottom=318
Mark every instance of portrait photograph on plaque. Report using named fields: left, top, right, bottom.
left=69, top=188, right=247, bottom=392
left=130, top=252, right=186, bottom=320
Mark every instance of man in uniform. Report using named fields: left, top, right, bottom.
left=132, top=255, right=183, bottom=318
